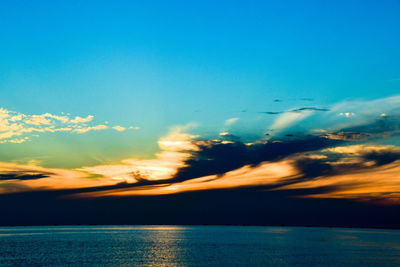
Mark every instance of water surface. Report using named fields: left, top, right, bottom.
left=0, top=225, right=399, bottom=266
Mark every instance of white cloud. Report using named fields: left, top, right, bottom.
left=225, top=117, right=239, bottom=126
left=112, top=125, right=126, bottom=132
left=330, top=95, right=400, bottom=117
left=158, top=123, right=199, bottom=152
left=70, top=115, right=94, bottom=124
left=338, top=112, right=355, bottom=117
left=314, top=94, right=400, bottom=131
left=0, top=137, right=30, bottom=144
left=270, top=110, right=312, bottom=133
left=43, top=113, right=69, bottom=123
left=80, top=123, right=199, bottom=183
left=24, top=115, right=51, bottom=126
left=73, top=125, right=108, bottom=134
left=9, top=114, right=23, bottom=122
left=0, top=108, right=129, bottom=143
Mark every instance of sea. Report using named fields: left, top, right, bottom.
left=0, top=225, right=399, bottom=266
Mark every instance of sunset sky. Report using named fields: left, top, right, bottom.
left=1, top=1, right=400, bottom=224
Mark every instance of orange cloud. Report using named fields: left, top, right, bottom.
left=0, top=162, right=114, bottom=194
left=1, top=119, right=400, bottom=206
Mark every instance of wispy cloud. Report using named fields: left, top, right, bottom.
left=269, top=110, right=312, bottom=133
left=112, top=125, right=126, bottom=132
left=225, top=117, right=239, bottom=126
left=69, top=115, right=94, bottom=124
left=72, top=124, right=108, bottom=134
left=0, top=108, right=135, bottom=143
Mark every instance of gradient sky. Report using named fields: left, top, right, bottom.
left=1, top=1, right=400, bottom=214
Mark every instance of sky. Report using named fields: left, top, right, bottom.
left=1, top=1, right=400, bottom=226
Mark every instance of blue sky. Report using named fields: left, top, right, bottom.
left=0, top=0, right=400, bottom=168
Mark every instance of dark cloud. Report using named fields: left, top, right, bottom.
left=70, top=136, right=341, bottom=190
left=273, top=99, right=282, bottom=102
left=292, top=147, right=400, bottom=181
left=292, top=156, right=362, bottom=181
left=301, top=98, right=314, bottom=102
left=291, top=107, right=329, bottom=112
left=219, top=133, right=241, bottom=141
left=323, top=116, right=400, bottom=141
left=259, top=111, right=282, bottom=115
left=172, top=136, right=341, bottom=183
left=0, top=171, right=52, bottom=180
left=362, top=150, right=400, bottom=166
left=293, top=157, right=335, bottom=179
left=339, top=116, right=400, bottom=136
left=323, top=132, right=372, bottom=141
left=259, top=107, right=329, bottom=115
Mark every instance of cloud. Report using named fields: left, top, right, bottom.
left=23, top=113, right=71, bottom=125
left=0, top=171, right=51, bottom=181
left=1, top=95, right=400, bottom=204
left=300, top=98, right=314, bottom=102
left=158, top=123, right=199, bottom=152
left=74, top=131, right=340, bottom=194
left=339, top=112, right=355, bottom=117
left=324, top=95, right=400, bottom=131
left=9, top=114, right=23, bottom=122
left=280, top=154, right=400, bottom=201
left=291, top=107, right=329, bottom=112
left=24, top=115, right=51, bottom=126
left=43, top=113, right=70, bottom=123
left=259, top=107, right=328, bottom=115
left=112, top=125, right=126, bottom=132
left=80, top=151, right=190, bottom=183
left=323, top=132, right=371, bottom=141
left=1, top=122, right=400, bottom=203
left=324, top=145, right=400, bottom=165
left=73, top=125, right=108, bottom=134
left=169, top=136, right=340, bottom=183
left=259, top=107, right=329, bottom=135
left=70, top=115, right=94, bottom=124
left=259, top=111, right=282, bottom=115
left=70, top=95, right=400, bottom=199
left=79, top=124, right=197, bottom=182
left=225, top=118, right=239, bottom=126
left=269, top=110, right=312, bottom=132
left=258, top=95, right=400, bottom=140
left=0, top=108, right=131, bottom=143
left=85, top=143, right=400, bottom=199
left=0, top=137, right=30, bottom=144
left=0, top=161, right=116, bottom=194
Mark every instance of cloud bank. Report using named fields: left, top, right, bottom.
left=0, top=95, right=400, bottom=204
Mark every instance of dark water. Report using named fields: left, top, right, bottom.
left=1, top=226, right=400, bottom=266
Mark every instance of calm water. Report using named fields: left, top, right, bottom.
left=0, top=226, right=400, bottom=266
